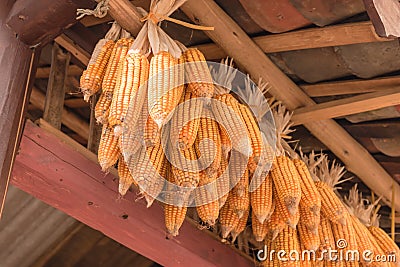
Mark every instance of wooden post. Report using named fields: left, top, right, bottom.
left=87, top=95, right=102, bottom=153
left=43, top=43, right=71, bottom=129
left=0, top=2, right=38, bottom=217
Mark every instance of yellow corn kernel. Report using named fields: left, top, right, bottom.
left=108, top=52, right=149, bottom=135
left=81, top=39, right=115, bottom=101
left=231, top=208, right=249, bottom=242
left=170, top=89, right=203, bottom=150
left=219, top=202, right=240, bottom=239
left=195, top=171, right=219, bottom=226
left=252, top=211, right=268, bottom=242
left=271, top=155, right=302, bottom=216
left=238, top=104, right=263, bottom=173
left=369, top=225, right=400, bottom=264
left=194, top=109, right=221, bottom=178
left=331, top=213, right=358, bottom=265
left=298, top=219, right=320, bottom=251
left=219, top=124, right=232, bottom=159
left=315, top=181, right=347, bottom=226
left=273, top=225, right=301, bottom=267
left=148, top=51, right=184, bottom=128
left=183, top=48, right=214, bottom=98
left=117, top=155, right=137, bottom=196
left=98, top=124, right=120, bottom=171
left=216, top=155, right=230, bottom=208
left=250, top=171, right=274, bottom=223
left=211, top=93, right=252, bottom=157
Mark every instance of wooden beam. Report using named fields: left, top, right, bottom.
left=6, top=0, right=94, bottom=46
left=194, top=21, right=391, bottom=60
left=12, top=121, right=253, bottom=267
left=301, top=76, right=400, bottom=97
left=55, top=34, right=91, bottom=65
left=43, top=44, right=71, bottom=129
left=30, top=88, right=90, bottom=140
left=36, top=65, right=82, bottom=79
left=0, top=2, right=38, bottom=218
left=179, top=0, right=400, bottom=210
left=108, top=0, right=143, bottom=36
left=291, top=88, right=400, bottom=125
left=363, top=0, right=400, bottom=38
left=64, top=98, right=89, bottom=109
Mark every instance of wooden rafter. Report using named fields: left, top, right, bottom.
left=12, top=121, right=253, bottom=267
left=30, top=87, right=90, bottom=139
left=55, top=34, right=90, bottom=65
left=36, top=65, right=82, bottom=79
left=195, top=21, right=392, bottom=60
left=177, top=0, right=400, bottom=210
left=301, top=76, right=400, bottom=97
left=291, top=88, right=400, bottom=126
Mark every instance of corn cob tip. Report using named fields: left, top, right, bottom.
left=235, top=186, right=246, bottom=198
left=269, top=229, right=280, bottom=241
left=237, top=137, right=253, bottom=157
left=306, top=225, right=319, bottom=235
left=205, top=168, right=218, bottom=180
left=337, top=216, right=347, bottom=226
left=205, top=219, right=216, bottom=226
left=118, top=183, right=130, bottom=196
left=255, top=235, right=264, bottom=242
left=236, top=209, right=245, bottom=219
left=167, top=226, right=180, bottom=237
left=113, top=125, right=123, bottom=137
left=288, top=220, right=298, bottom=229
left=284, top=197, right=300, bottom=215
left=83, top=94, right=90, bottom=102
left=254, top=213, right=269, bottom=224
left=144, top=194, right=155, bottom=208
left=231, top=231, right=240, bottom=242
left=221, top=225, right=233, bottom=239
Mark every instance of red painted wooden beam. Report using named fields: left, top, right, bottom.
left=11, top=121, right=253, bottom=267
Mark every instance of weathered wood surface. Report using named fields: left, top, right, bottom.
left=43, top=44, right=71, bottom=129
left=301, top=76, right=400, bottom=97
left=195, top=21, right=391, bottom=60
left=12, top=121, right=253, bottom=267
left=6, top=0, right=94, bottom=46
left=55, top=34, right=91, bottom=65
left=179, top=0, right=400, bottom=210
left=87, top=94, right=102, bottom=153
left=292, top=87, right=400, bottom=125
left=363, top=0, right=400, bottom=37
left=30, top=88, right=90, bottom=139
left=0, top=1, right=38, bottom=217
left=36, top=65, right=82, bottom=79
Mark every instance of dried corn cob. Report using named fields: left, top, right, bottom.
left=228, top=156, right=250, bottom=219
left=194, top=109, right=221, bottom=178
left=231, top=208, right=249, bottom=242
left=216, top=155, right=230, bottom=208
left=98, top=124, right=120, bottom=171
left=331, top=213, right=359, bottom=265
left=81, top=39, right=115, bottom=101
left=274, top=225, right=301, bottom=267
left=108, top=51, right=149, bottom=135
left=294, top=158, right=321, bottom=216
left=252, top=211, right=268, bottom=242
left=169, top=143, right=200, bottom=204
left=117, top=155, right=137, bottom=196
left=238, top=104, right=263, bottom=172
left=369, top=226, right=400, bottom=264
left=144, top=115, right=161, bottom=147
left=250, top=171, right=274, bottom=223
left=271, top=155, right=302, bottom=216
left=183, top=48, right=214, bottom=98
left=219, top=124, right=232, bottom=159
left=165, top=167, right=187, bottom=236
left=318, top=214, right=336, bottom=258
left=170, top=89, right=203, bottom=150
left=211, top=93, right=252, bottom=157
left=195, top=171, right=219, bottom=226
left=95, top=38, right=134, bottom=124
left=349, top=215, right=383, bottom=266
left=219, top=202, right=240, bottom=239
left=274, top=186, right=300, bottom=229
left=366, top=227, right=393, bottom=267
left=298, top=219, right=320, bottom=251
left=315, top=181, right=347, bottom=226
left=299, top=203, right=320, bottom=235
left=148, top=51, right=184, bottom=128
left=129, top=139, right=166, bottom=208
left=265, top=201, right=286, bottom=241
